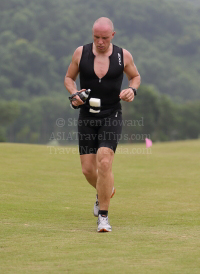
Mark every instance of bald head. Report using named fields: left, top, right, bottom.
left=92, top=17, right=115, bottom=53
left=93, top=17, right=114, bottom=33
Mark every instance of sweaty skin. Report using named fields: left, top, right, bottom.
left=64, top=17, right=141, bottom=212
left=65, top=17, right=140, bottom=107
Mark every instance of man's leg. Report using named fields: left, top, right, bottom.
left=80, top=154, right=97, bottom=188
left=96, top=147, right=114, bottom=211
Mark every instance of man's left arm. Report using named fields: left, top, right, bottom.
left=120, top=49, right=141, bottom=102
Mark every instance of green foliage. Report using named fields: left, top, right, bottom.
left=0, top=0, right=200, bottom=101
left=176, top=101, right=200, bottom=139
left=7, top=95, right=75, bottom=144
left=0, top=100, right=20, bottom=142
left=122, top=86, right=200, bottom=143
left=0, top=100, right=20, bottom=125
left=1, top=0, right=200, bottom=143
left=3, top=86, right=200, bottom=144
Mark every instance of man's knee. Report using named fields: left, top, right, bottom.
left=80, top=154, right=97, bottom=178
left=97, top=148, right=114, bottom=174
left=97, top=158, right=111, bottom=173
left=82, top=166, right=94, bottom=177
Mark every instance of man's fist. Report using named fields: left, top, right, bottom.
left=119, top=88, right=134, bottom=102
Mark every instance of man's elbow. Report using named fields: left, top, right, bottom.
left=64, top=75, right=70, bottom=87
left=131, top=73, right=141, bottom=84
left=134, top=72, right=141, bottom=85
left=138, top=73, right=141, bottom=85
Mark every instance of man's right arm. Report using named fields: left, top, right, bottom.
left=64, top=46, right=82, bottom=94
left=64, top=46, right=85, bottom=107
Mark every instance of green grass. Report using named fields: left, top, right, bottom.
left=0, top=140, right=200, bottom=274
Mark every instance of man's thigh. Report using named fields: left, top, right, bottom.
left=78, top=115, right=99, bottom=155
left=80, top=154, right=97, bottom=171
left=98, top=110, right=122, bottom=153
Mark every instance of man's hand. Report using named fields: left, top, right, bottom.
left=119, top=88, right=134, bottom=102
left=71, top=89, right=86, bottom=107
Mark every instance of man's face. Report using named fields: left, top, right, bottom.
left=93, top=24, right=115, bottom=53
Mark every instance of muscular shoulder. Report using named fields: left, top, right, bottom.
left=72, top=46, right=83, bottom=66
left=122, top=48, right=133, bottom=67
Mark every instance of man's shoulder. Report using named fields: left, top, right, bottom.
left=113, top=44, right=123, bottom=52
left=73, top=46, right=83, bottom=64
left=122, top=48, right=133, bottom=66
left=75, top=43, right=93, bottom=55
left=73, top=43, right=93, bottom=65
left=74, top=46, right=83, bottom=56
left=83, top=42, right=93, bottom=47
left=113, top=45, right=132, bottom=58
left=122, top=48, right=132, bottom=58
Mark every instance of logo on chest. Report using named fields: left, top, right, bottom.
left=118, top=53, right=122, bottom=66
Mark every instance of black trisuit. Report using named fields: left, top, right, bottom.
left=78, top=43, right=124, bottom=155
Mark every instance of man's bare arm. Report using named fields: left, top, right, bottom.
left=64, top=46, right=85, bottom=106
left=120, top=49, right=141, bottom=102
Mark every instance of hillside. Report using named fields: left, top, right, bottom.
left=0, top=0, right=200, bottom=101
left=1, top=0, right=200, bottom=144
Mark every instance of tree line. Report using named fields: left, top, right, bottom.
left=0, top=0, right=200, bottom=102
left=1, top=86, right=200, bottom=144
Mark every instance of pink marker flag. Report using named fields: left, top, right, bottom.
left=145, top=138, right=152, bottom=148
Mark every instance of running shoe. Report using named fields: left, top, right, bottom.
left=97, top=215, right=112, bottom=232
left=93, top=187, right=116, bottom=217
left=93, top=194, right=99, bottom=217
left=110, top=187, right=116, bottom=198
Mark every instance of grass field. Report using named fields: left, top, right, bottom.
left=0, top=140, right=200, bottom=274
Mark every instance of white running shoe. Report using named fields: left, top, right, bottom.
left=93, top=187, right=116, bottom=217
left=93, top=194, right=99, bottom=217
left=97, top=215, right=112, bottom=232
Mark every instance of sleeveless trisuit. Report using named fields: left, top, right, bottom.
left=78, top=43, right=124, bottom=154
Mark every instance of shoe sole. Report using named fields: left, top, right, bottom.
left=93, top=209, right=99, bottom=217
left=98, top=228, right=112, bottom=232
left=110, top=188, right=116, bottom=198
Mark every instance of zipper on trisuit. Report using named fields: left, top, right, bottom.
left=115, top=111, right=118, bottom=117
left=99, top=78, right=101, bottom=83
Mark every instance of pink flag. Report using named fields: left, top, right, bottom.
left=145, top=138, right=152, bottom=148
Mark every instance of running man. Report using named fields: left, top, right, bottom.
left=64, top=17, right=141, bottom=232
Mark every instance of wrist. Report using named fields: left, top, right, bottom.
left=69, top=89, right=78, bottom=95
left=128, top=87, right=137, bottom=96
